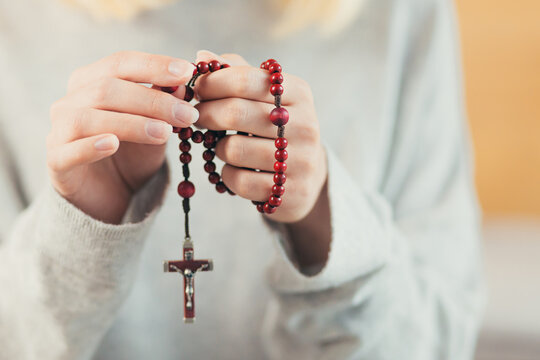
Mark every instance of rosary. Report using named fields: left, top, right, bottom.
left=162, top=59, right=288, bottom=323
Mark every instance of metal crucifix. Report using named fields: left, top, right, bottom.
left=164, top=238, right=213, bottom=323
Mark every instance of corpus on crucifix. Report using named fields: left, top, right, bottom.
left=164, top=238, right=213, bottom=323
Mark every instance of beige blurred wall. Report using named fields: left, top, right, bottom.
left=455, top=0, right=540, bottom=216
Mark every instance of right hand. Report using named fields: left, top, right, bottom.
left=46, top=51, right=197, bottom=224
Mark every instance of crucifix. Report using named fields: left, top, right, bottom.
left=164, top=237, right=213, bottom=323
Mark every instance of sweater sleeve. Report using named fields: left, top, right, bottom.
left=261, top=1, right=485, bottom=359
left=0, top=150, right=170, bottom=359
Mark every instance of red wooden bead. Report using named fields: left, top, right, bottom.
left=274, top=161, right=287, bottom=173
left=260, top=62, right=267, bottom=69
left=204, top=161, right=216, bottom=173
left=208, top=172, right=220, bottom=184
left=270, top=73, right=283, bottom=84
left=192, top=66, right=198, bottom=76
left=270, top=84, right=284, bottom=96
left=179, top=140, right=191, bottom=152
left=162, top=86, right=178, bottom=94
left=275, top=137, right=288, bottom=149
left=203, top=140, right=215, bottom=149
left=204, top=131, right=216, bottom=143
left=179, top=152, right=192, bottom=164
left=268, top=63, right=282, bottom=74
left=184, top=85, right=194, bottom=102
left=272, top=185, right=285, bottom=196
left=273, top=173, right=287, bottom=185
left=197, top=61, right=209, bottom=74
left=179, top=127, right=193, bottom=140
left=256, top=203, right=265, bottom=213
left=265, top=59, right=277, bottom=69
left=268, top=195, right=282, bottom=207
left=216, top=182, right=227, bottom=193
left=202, top=150, right=215, bottom=161
left=263, top=202, right=277, bottom=214
left=270, top=107, right=289, bottom=126
left=191, top=130, right=204, bottom=143
left=208, top=60, right=221, bottom=72
left=172, top=126, right=181, bottom=133
left=177, top=181, right=195, bottom=198
left=275, top=149, right=288, bottom=161
left=221, top=64, right=231, bottom=69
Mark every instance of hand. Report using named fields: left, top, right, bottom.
left=194, top=51, right=328, bottom=224
left=47, top=51, right=197, bottom=224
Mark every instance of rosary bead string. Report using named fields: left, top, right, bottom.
left=172, top=58, right=289, bottom=226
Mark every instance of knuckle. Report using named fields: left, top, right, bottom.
left=67, top=67, right=84, bottom=92
left=297, top=154, right=316, bottom=175
left=224, top=136, right=244, bottom=164
left=225, top=99, right=247, bottom=129
left=295, top=77, right=314, bottom=102
left=71, top=108, right=92, bottom=136
left=298, top=120, right=320, bottom=143
left=90, top=77, right=114, bottom=104
left=46, top=151, right=61, bottom=173
left=148, top=91, right=163, bottom=116
left=49, top=100, right=63, bottom=121
left=233, top=68, right=252, bottom=94
left=109, top=51, right=130, bottom=73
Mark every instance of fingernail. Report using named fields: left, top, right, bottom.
left=145, top=120, right=172, bottom=140
left=94, top=136, right=117, bottom=151
left=168, top=60, right=192, bottom=78
left=173, top=102, right=199, bottom=124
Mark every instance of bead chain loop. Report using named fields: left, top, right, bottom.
left=164, top=58, right=288, bottom=238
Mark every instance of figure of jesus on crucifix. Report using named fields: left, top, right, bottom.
left=164, top=238, right=213, bottom=323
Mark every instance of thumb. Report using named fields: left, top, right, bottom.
left=196, top=49, right=250, bottom=67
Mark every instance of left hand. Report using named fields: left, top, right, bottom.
left=192, top=51, right=327, bottom=223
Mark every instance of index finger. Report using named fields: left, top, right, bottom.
left=194, top=66, right=309, bottom=106
left=68, top=51, right=195, bottom=93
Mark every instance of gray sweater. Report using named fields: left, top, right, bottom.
left=0, top=0, right=485, bottom=359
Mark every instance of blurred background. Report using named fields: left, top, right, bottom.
left=455, top=1, right=540, bottom=359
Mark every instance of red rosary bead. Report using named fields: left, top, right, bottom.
left=215, top=182, right=227, bottom=193
left=264, top=59, right=276, bottom=69
left=270, top=84, right=284, bottom=96
left=263, top=202, right=277, bottom=214
left=270, top=107, right=289, bottom=126
left=272, top=185, right=285, bottom=196
left=179, top=127, right=193, bottom=140
left=256, top=203, right=265, bottom=213
left=221, top=64, right=231, bottom=69
left=208, top=172, right=220, bottom=184
left=270, top=73, right=283, bottom=84
left=268, top=63, right=282, bottom=74
left=273, top=161, right=287, bottom=173
left=177, top=180, right=195, bottom=198
left=208, top=60, right=221, bottom=72
left=268, top=195, right=282, bottom=207
left=172, top=126, right=181, bottom=133
left=273, top=173, right=287, bottom=185
left=204, top=131, right=216, bottom=143
left=179, top=140, right=191, bottom=152
left=275, top=149, right=288, bottom=161
left=275, top=137, right=288, bottom=149
left=197, top=61, right=209, bottom=74
left=204, top=161, right=216, bottom=173
left=202, top=150, right=215, bottom=161
left=179, top=153, right=192, bottom=164
left=191, top=130, right=204, bottom=143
